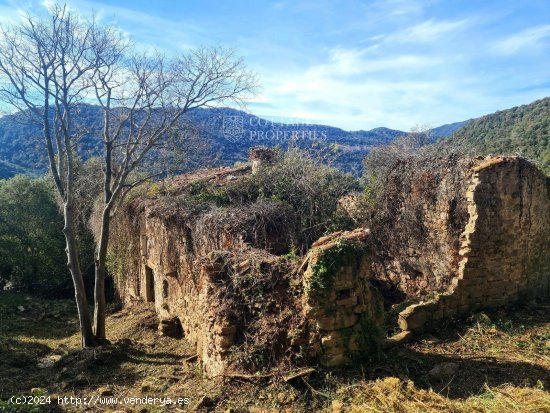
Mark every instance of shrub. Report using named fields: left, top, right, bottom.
left=0, top=175, right=71, bottom=296
left=253, top=148, right=358, bottom=250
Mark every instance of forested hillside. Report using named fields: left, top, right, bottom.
left=0, top=159, right=29, bottom=179
left=445, top=97, right=550, bottom=174
left=7, top=97, right=550, bottom=179
left=0, top=105, right=407, bottom=177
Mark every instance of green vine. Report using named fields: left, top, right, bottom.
left=309, top=239, right=365, bottom=291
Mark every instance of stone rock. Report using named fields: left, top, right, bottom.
left=332, top=273, right=355, bottom=290
left=317, top=310, right=357, bottom=331
left=213, top=324, right=237, bottom=336
left=320, top=352, right=349, bottom=367
left=276, top=391, right=294, bottom=405
left=398, top=305, right=426, bottom=332
left=37, top=354, right=62, bottom=368
left=214, top=333, right=235, bottom=349
left=428, top=362, right=459, bottom=380
left=381, top=330, right=413, bottom=349
left=335, top=295, right=357, bottom=307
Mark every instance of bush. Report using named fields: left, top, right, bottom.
left=0, top=175, right=71, bottom=296
left=253, top=148, right=358, bottom=250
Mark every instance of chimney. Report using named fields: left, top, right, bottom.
left=248, top=147, right=275, bottom=174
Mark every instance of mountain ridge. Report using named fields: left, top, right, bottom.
left=0, top=105, right=470, bottom=178
left=444, top=96, right=550, bottom=174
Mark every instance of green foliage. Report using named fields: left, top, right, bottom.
left=0, top=175, right=70, bottom=296
left=446, top=96, right=550, bottom=175
left=188, top=179, right=233, bottom=206
left=282, top=249, right=300, bottom=261
left=0, top=159, right=31, bottom=179
left=171, top=149, right=358, bottom=253
left=253, top=148, right=359, bottom=249
left=309, top=239, right=364, bottom=290
left=0, top=105, right=405, bottom=177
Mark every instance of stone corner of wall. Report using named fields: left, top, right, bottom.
left=301, top=228, right=385, bottom=367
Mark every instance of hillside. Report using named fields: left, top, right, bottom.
left=0, top=159, right=30, bottom=179
left=11, top=99, right=544, bottom=180
left=0, top=105, right=407, bottom=177
left=430, top=120, right=470, bottom=138
left=445, top=97, right=550, bottom=174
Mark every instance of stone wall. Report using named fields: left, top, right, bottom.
left=398, top=157, right=550, bottom=333
left=112, top=193, right=385, bottom=374
left=301, top=228, right=384, bottom=367
left=368, top=156, right=475, bottom=299
left=121, top=208, right=299, bottom=376
left=110, top=154, right=550, bottom=374
left=109, top=166, right=300, bottom=376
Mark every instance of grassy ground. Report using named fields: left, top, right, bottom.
left=0, top=291, right=548, bottom=412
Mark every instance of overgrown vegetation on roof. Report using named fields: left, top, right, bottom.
left=140, top=148, right=358, bottom=253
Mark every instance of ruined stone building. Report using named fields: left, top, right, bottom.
left=109, top=151, right=550, bottom=376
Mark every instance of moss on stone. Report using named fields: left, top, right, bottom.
left=309, top=239, right=365, bottom=291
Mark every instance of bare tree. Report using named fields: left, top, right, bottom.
left=362, top=124, right=434, bottom=192
left=0, top=4, right=257, bottom=346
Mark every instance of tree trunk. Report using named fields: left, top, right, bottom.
left=93, top=207, right=111, bottom=342
left=63, top=202, right=95, bottom=348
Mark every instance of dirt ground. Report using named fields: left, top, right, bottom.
left=0, top=291, right=549, bottom=412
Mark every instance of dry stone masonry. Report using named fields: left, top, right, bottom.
left=301, top=228, right=384, bottom=367
left=110, top=152, right=550, bottom=375
left=398, top=157, right=550, bottom=333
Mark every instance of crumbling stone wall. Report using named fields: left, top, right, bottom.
left=111, top=154, right=550, bottom=375
left=368, top=156, right=475, bottom=299
left=112, top=182, right=385, bottom=375
left=302, top=228, right=384, bottom=367
left=398, top=157, right=550, bottom=333
left=110, top=166, right=299, bottom=376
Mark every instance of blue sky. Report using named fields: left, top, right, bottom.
left=1, top=0, right=550, bottom=131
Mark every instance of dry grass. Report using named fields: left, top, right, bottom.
left=0, top=292, right=548, bottom=412
left=332, top=377, right=550, bottom=413
left=325, top=304, right=550, bottom=413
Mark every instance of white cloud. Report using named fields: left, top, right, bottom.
left=369, top=0, right=426, bottom=18
left=493, top=25, right=550, bottom=55
left=41, top=0, right=55, bottom=9
left=263, top=46, right=462, bottom=130
left=390, top=18, right=471, bottom=42
left=294, top=47, right=443, bottom=79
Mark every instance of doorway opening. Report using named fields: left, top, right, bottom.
left=145, top=266, right=155, bottom=303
